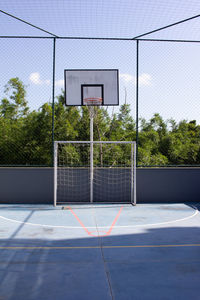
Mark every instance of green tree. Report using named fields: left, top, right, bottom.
left=164, top=120, right=200, bottom=165
left=1, top=77, right=200, bottom=167
left=55, top=94, right=80, bottom=141
left=0, top=78, right=29, bottom=165
left=22, top=103, right=53, bottom=165
left=107, top=104, right=135, bottom=141
left=0, top=77, right=29, bottom=119
left=138, top=113, right=168, bottom=166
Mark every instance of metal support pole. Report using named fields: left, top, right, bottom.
left=136, top=40, right=139, bottom=167
left=90, top=108, right=94, bottom=203
left=133, top=143, right=137, bottom=206
left=54, top=142, right=57, bottom=207
left=131, top=143, right=134, bottom=204
left=52, top=38, right=56, bottom=167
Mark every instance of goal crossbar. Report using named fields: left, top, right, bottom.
left=55, top=141, right=136, bottom=144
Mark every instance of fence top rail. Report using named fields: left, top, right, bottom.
left=55, top=141, right=136, bottom=144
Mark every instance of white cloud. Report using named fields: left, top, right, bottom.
left=139, top=73, right=152, bottom=86
left=120, top=73, right=134, bottom=82
left=29, top=73, right=51, bottom=85
left=29, top=73, right=64, bottom=88
left=55, top=79, right=64, bottom=87
left=120, top=73, right=152, bottom=86
left=29, top=72, right=42, bottom=85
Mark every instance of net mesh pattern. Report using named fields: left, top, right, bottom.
left=57, top=143, right=90, bottom=203
left=56, top=142, right=135, bottom=203
left=93, top=143, right=132, bottom=202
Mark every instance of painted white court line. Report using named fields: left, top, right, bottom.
left=0, top=205, right=198, bottom=229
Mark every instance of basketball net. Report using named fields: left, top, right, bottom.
left=83, top=97, right=102, bottom=118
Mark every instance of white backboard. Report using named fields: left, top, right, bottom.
left=64, top=69, right=119, bottom=106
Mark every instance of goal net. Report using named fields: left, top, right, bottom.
left=54, top=141, right=136, bottom=205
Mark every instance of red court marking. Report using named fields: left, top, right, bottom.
left=105, top=206, right=124, bottom=236
left=90, top=230, right=107, bottom=234
left=67, top=207, right=92, bottom=236
left=67, top=206, right=123, bottom=237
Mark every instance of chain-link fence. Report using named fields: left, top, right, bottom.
left=1, top=9, right=200, bottom=167
left=137, top=40, right=200, bottom=166
left=0, top=37, right=53, bottom=166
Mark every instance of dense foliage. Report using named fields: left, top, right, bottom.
left=1, top=78, right=200, bottom=166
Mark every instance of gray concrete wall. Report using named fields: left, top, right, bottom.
left=0, top=168, right=199, bottom=204
left=0, top=168, right=53, bottom=204
left=137, top=168, right=200, bottom=203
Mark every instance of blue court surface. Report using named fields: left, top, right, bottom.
left=0, top=203, right=200, bottom=300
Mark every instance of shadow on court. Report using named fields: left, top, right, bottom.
left=0, top=225, right=200, bottom=300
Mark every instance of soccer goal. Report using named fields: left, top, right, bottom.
left=54, top=141, right=136, bottom=206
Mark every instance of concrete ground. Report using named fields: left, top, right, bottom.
left=0, top=203, right=200, bottom=300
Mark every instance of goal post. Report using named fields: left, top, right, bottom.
left=54, top=141, right=136, bottom=206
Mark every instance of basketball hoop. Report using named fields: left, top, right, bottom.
left=84, top=98, right=102, bottom=118
left=83, top=97, right=102, bottom=106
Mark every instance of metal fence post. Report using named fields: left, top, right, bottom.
left=136, top=40, right=139, bottom=167
left=52, top=37, right=56, bottom=167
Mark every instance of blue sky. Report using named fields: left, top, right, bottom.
left=1, top=0, right=200, bottom=124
